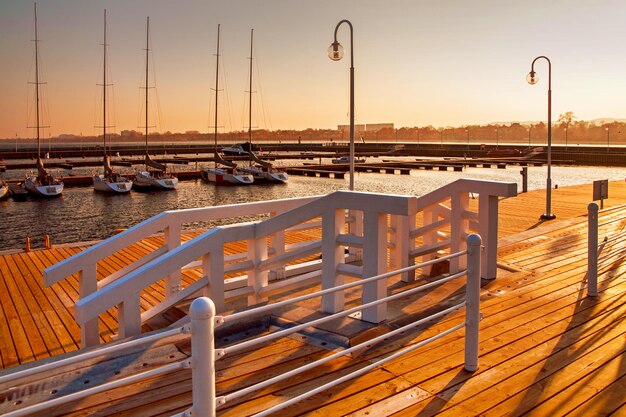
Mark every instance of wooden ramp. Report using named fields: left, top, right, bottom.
left=1, top=182, right=626, bottom=415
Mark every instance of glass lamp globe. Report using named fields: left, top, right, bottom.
left=526, top=72, right=538, bottom=85
left=328, top=42, right=344, bottom=61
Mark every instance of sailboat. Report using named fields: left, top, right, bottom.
left=240, top=29, right=288, bottom=184
left=201, top=24, right=253, bottom=186
left=133, top=16, right=178, bottom=191
left=92, top=10, right=132, bottom=193
left=23, top=3, right=63, bottom=198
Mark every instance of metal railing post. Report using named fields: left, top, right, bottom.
left=464, top=234, right=481, bottom=372
left=587, top=203, right=599, bottom=297
left=189, top=297, right=216, bottom=417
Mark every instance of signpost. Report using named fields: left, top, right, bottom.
left=593, top=179, right=609, bottom=209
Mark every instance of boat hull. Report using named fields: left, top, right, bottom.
left=241, top=166, right=288, bottom=184
left=23, top=177, right=63, bottom=198
left=201, top=168, right=253, bottom=185
left=93, top=175, right=133, bottom=193
left=133, top=171, right=178, bottom=191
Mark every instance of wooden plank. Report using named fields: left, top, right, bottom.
left=0, top=255, right=47, bottom=363
left=515, top=353, right=626, bottom=416
left=0, top=259, right=22, bottom=368
left=12, top=252, right=77, bottom=356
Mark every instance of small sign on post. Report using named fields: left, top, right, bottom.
left=593, top=179, right=609, bottom=209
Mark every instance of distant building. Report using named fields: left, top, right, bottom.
left=338, top=124, right=366, bottom=133
left=337, top=123, right=393, bottom=133
left=366, top=123, right=394, bottom=132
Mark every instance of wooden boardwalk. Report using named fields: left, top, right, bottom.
left=1, top=181, right=626, bottom=415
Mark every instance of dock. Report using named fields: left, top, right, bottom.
left=0, top=181, right=625, bottom=415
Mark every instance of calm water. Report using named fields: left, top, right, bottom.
left=1, top=164, right=625, bottom=251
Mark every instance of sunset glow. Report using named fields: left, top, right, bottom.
left=1, top=0, right=626, bottom=139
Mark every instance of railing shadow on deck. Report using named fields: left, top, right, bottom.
left=505, top=202, right=626, bottom=416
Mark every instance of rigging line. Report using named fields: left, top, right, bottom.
left=149, top=35, right=165, bottom=135
left=220, top=37, right=233, bottom=132
left=254, top=53, right=272, bottom=131
left=220, top=37, right=234, bottom=134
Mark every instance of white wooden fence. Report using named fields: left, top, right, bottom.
left=44, top=179, right=516, bottom=348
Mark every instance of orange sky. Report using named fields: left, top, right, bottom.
left=2, top=0, right=626, bottom=139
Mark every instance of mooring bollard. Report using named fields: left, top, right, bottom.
left=25, top=236, right=31, bottom=252
left=44, top=234, right=50, bottom=249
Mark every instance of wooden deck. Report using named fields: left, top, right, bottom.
left=1, top=181, right=626, bottom=415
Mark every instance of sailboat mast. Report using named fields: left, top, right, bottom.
left=214, top=24, right=220, bottom=151
left=145, top=16, right=149, bottom=154
left=34, top=3, right=40, bottom=157
left=103, top=9, right=107, bottom=156
left=248, top=28, right=253, bottom=143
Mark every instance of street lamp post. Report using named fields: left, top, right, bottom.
left=527, top=55, right=556, bottom=220
left=328, top=19, right=355, bottom=190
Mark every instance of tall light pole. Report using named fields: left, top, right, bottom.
left=527, top=55, right=556, bottom=220
left=328, top=19, right=355, bottom=190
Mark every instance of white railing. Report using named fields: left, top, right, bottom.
left=44, top=195, right=321, bottom=346
left=587, top=202, right=626, bottom=297
left=176, top=234, right=482, bottom=417
left=3, top=235, right=482, bottom=417
left=44, top=179, right=516, bottom=348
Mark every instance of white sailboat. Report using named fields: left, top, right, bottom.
left=23, top=3, right=63, bottom=198
left=201, top=24, right=254, bottom=186
left=133, top=16, right=178, bottom=191
left=240, top=29, right=288, bottom=184
left=92, top=10, right=132, bottom=194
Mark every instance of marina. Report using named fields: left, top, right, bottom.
left=2, top=2, right=626, bottom=416
left=3, top=164, right=626, bottom=252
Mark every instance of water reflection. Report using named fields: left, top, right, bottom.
left=1, top=165, right=624, bottom=251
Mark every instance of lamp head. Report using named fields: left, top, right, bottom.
left=328, top=41, right=344, bottom=61
left=526, top=71, right=538, bottom=85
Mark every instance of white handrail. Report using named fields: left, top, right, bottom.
left=44, top=195, right=321, bottom=285
left=43, top=179, right=514, bottom=349
left=1, top=361, right=187, bottom=417
left=224, top=270, right=466, bottom=356
left=219, top=250, right=464, bottom=326
left=184, top=233, right=483, bottom=417
left=0, top=325, right=186, bottom=386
